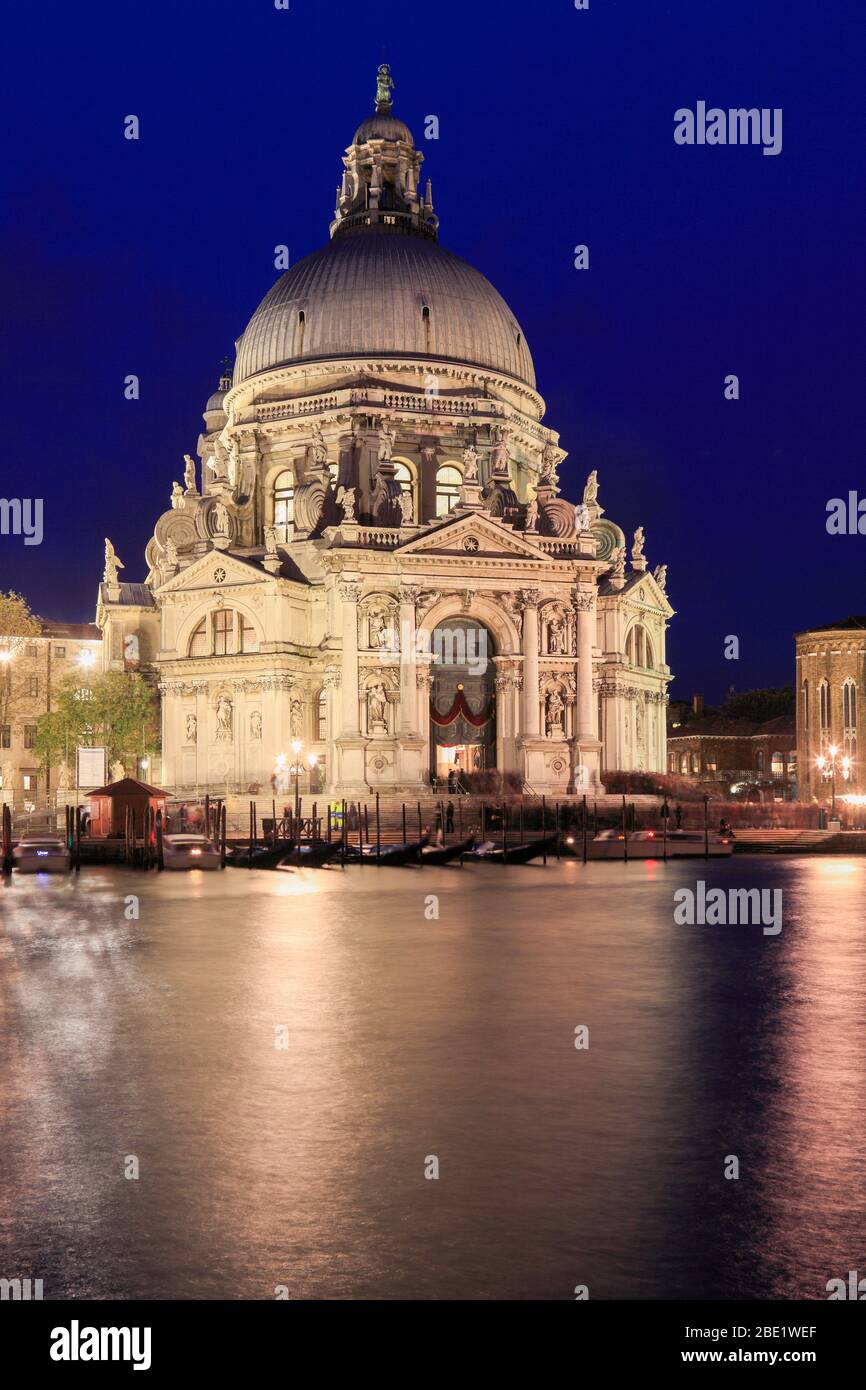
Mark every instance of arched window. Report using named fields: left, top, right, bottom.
left=756, top=749, right=765, bottom=773
left=771, top=751, right=785, bottom=777
left=679, top=753, right=688, bottom=774
left=187, top=610, right=258, bottom=657
left=315, top=689, right=327, bottom=742
left=213, top=609, right=234, bottom=656
left=273, top=470, right=294, bottom=542
left=625, top=624, right=654, bottom=670
left=801, top=680, right=809, bottom=732
left=240, top=614, right=258, bottom=654
left=188, top=619, right=208, bottom=658
left=819, top=680, right=830, bottom=733
left=690, top=752, right=699, bottom=774
left=669, top=752, right=678, bottom=772
left=843, top=679, right=857, bottom=730
left=435, top=464, right=462, bottom=517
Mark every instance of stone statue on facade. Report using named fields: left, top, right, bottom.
left=540, top=442, right=559, bottom=486
left=165, top=538, right=178, bottom=568
left=186, top=713, right=197, bottom=744
left=575, top=503, right=591, bottom=533
left=103, top=538, right=124, bottom=585
left=546, top=689, right=565, bottom=735
left=215, top=696, right=233, bottom=741
left=525, top=498, right=538, bottom=532
left=336, top=486, right=357, bottom=523
left=250, top=709, right=262, bottom=741
left=264, top=525, right=278, bottom=557
left=311, top=423, right=327, bottom=465
left=632, top=526, right=645, bottom=561
left=398, top=490, right=414, bottom=524
left=210, top=438, right=230, bottom=483
left=489, top=427, right=511, bottom=476
left=462, top=444, right=480, bottom=481
left=367, top=682, right=387, bottom=731
left=653, top=563, right=668, bottom=592
left=183, top=454, right=197, bottom=492
left=548, top=616, right=564, bottom=653
left=213, top=502, right=230, bottom=537
left=611, top=545, right=626, bottom=578
left=583, top=470, right=599, bottom=507
left=171, top=481, right=184, bottom=509
left=378, top=420, right=396, bottom=464
left=290, top=698, right=303, bottom=737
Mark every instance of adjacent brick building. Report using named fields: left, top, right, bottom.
left=666, top=696, right=796, bottom=799
left=795, top=615, right=865, bottom=801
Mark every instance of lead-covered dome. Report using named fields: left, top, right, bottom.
left=234, top=232, right=536, bottom=387
left=232, top=64, right=535, bottom=390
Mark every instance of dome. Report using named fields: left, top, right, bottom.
left=354, top=112, right=414, bottom=145
left=205, top=387, right=227, bottom=413
left=234, top=231, right=536, bottom=388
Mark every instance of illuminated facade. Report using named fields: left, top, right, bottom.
left=97, top=68, right=674, bottom=797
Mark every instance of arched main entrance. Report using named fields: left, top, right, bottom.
left=429, top=618, right=496, bottom=782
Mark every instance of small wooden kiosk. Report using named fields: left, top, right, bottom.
left=87, top=777, right=167, bottom=838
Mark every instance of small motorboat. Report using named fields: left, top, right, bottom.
left=587, top=829, right=734, bottom=860
left=13, top=834, right=70, bottom=874
left=466, top=833, right=559, bottom=864
left=162, top=833, right=222, bottom=870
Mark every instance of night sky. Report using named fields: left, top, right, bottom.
left=1, top=0, right=863, bottom=703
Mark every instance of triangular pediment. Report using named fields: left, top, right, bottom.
left=616, top=570, right=675, bottom=617
left=155, top=550, right=272, bottom=597
left=397, top=512, right=550, bottom=560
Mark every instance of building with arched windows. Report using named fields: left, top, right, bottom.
left=796, top=616, right=866, bottom=800
left=95, top=68, right=673, bottom=798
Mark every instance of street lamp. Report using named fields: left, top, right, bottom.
left=816, top=743, right=851, bottom=821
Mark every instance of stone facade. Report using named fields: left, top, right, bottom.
left=94, top=69, right=674, bottom=798
left=795, top=617, right=866, bottom=800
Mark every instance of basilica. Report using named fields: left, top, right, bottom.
left=96, top=67, right=673, bottom=798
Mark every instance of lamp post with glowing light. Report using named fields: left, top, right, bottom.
left=816, top=744, right=851, bottom=821
left=276, top=743, right=318, bottom=832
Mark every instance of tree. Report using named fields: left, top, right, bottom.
left=35, top=670, right=160, bottom=774
left=721, top=686, right=794, bottom=723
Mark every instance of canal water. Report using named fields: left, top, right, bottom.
left=1, top=856, right=865, bottom=1300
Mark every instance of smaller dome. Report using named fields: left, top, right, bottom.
left=205, top=388, right=226, bottom=414
left=354, top=113, right=414, bottom=145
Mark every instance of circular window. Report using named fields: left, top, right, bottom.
left=462, top=536, right=480, bottom=552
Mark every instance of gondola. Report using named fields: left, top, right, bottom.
left=346, top=840, right=425, bottom=865
left=280, top=841, right=344, bottom=868
left=420, top=835, right=474, bottom=865
left=224, top=839, right=295, bottom=869
left=465, top=833, right=559, bottom=864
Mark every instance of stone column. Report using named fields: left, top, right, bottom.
left=575, top=590, right=597, bottom=742
left=338, top=580, right=361, bottom=735
left=336, top=579, right=367, bottom=794
left=574, top=586, right=603, bottom=787
left=521, top=589, right=541, bottom=736
left=398, top=586, right=418, bottom=734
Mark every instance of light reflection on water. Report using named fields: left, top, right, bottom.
left=1, top=857, right=865, bottom=1300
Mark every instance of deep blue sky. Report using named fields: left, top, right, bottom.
left=1, top=0, right=864, bottom=703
